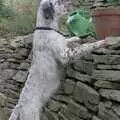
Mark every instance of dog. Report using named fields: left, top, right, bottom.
left=9, top=0, right=107, bottom=120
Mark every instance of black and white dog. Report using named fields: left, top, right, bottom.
left=9, top=0, right=107, bottom=120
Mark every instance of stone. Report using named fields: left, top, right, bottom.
left=27, top=51, right=32, bottom=61
left=59, top=104, right=67, bottom=113
left=52, top=95, right=71, bottom=104
left=106, top=37, right=120, bottom=49
left=112, top=104, right=120, bottom=117
left=93, top=48, right=111, bottom=55
left=0, top=69, right=17, bottom=80
left=7, top=97, right=18, bottom=105
left=9, top=63, right=19, bottom=69
left=0, top=38, right=8, bottom=46
left=94, top=80, right=120, bottom=89
left=7, top=58, right=20, bottom=63
left=58, top=112, right=68, bottom=120
left=6, top=102, right=15, bottom=109
left=94, top=48, right=120, bottom=55
left=82, top=53, right=93, bottom=61
left=5, top=89, right=19, bottom=99
left=71, top=0, right=81, bottom=6
left=56, top=82, right=64, bottom=95
left=98, top=102, right=120, bottom=120
left=73, top=82, right=100, bottom=111
left=0, top=108, right=7, bottom=120
left=93, top=2, right=104, bottom=7
left=92, top=70, right=120, bottom=82
left=67, top=68, right=91, bottom=83
left=93, top=55, right=120, bottom=64
left=0, top=76, right=5, bottom=85
left=0, top=62, right=9, bottom=70
left=97, top=64, right=120, bottom=70
left=92, top=116, right=101, bottom=120
left=0, top=80, right=5, bottom=93
left=73, top=59, right=94, bottom=75
left=106, top=37, right=120, bottom=45
left=5, top=83, right=19, bottom=92
left=3, top=107, right=11, bottom=120
left=44, top=108, right=58, bottom=120
left=82, top=35, right=97, bottom=43
left=104, top=101, right=112, bottom=109
left=14, top=48, right=29, bottom=59
left=0, top=53, right=12, bottom=60
left=67, top=100, right=91, bottom=119
left=41, top=115, right=48, bottom=120
left=62, top=110, right=82, bottom=120
left=10, top=36, right=25, bottom=49
left=47, top=100, right=62, bottom=112
left=23, top=34, right=33, bottom=49
left=60, top=106, right=84, bottom=120
left=19, top=62, right=30, bottom=70
left=0, top=93, right=7, bottom=107
left=12, top=71, right=28, bottom=83
left=64, top=79, right=75, bottom=94
left=109, top=43, right=120, bottom=50
left=99, top=89, right=120, bottom=102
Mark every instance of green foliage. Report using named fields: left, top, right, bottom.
left=0, top=6, right=15, bottom=19
left=0, top=0, right=3, bottom=7
left=0, top=18, right=9, bottom=35
left=0, top=0, right=36, bottom=37
left=0, top=0, right=14, bottom=19
left=107, top=0, right=120, bottom=5
left=7, top=12, right=36, bottom=35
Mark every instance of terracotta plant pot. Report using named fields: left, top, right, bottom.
left=92, top=8, right=120, bottom=39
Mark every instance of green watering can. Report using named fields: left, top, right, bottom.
left=67, top=9, right=96, bottom=37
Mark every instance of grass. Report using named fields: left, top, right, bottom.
left=0, top=0, right=73, bottom=37
left=0, top=0, right=36, bottom=37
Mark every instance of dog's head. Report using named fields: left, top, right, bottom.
left=39, top=0, right=70, bottom=20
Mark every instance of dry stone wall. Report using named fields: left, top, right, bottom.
left=0, top=35, right=120, bottom=120
left=0, top=35, right=32, bottom=119
left=71, top=0, right=95, bottom=9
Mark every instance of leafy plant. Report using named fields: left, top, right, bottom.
left=0, top=0, right=15, bottom=19
left=107, top=0, right=120, bottom=5
left=7, top=12, right=36, bottom=35
left=0, top=0, right=36, bottom=36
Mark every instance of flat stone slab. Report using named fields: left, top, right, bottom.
left=94, top=80, right=120, bottom=89
left=64, top=79, right=75, bottom=94
left=67, top=100, right=91, bottom=119
left=98, top=102, right=120, bottom=120
left=67, top=68, right=91, bottom=83
left=92, top=70, right=120, bottom=82
left=93, top=55, right=120, bottom=64
left=73, top=59, right=94, bottom=75
left=12, top=71, right=28, bottom=83
left=73, top=82, right=100, bottom=111
left=99, top=89, right=120, bottom=102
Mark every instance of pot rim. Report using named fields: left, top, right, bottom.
left=92, top=8, right=120, bottom=16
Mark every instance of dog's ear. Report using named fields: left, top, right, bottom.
left=42, top=1, right=55, bottom=20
